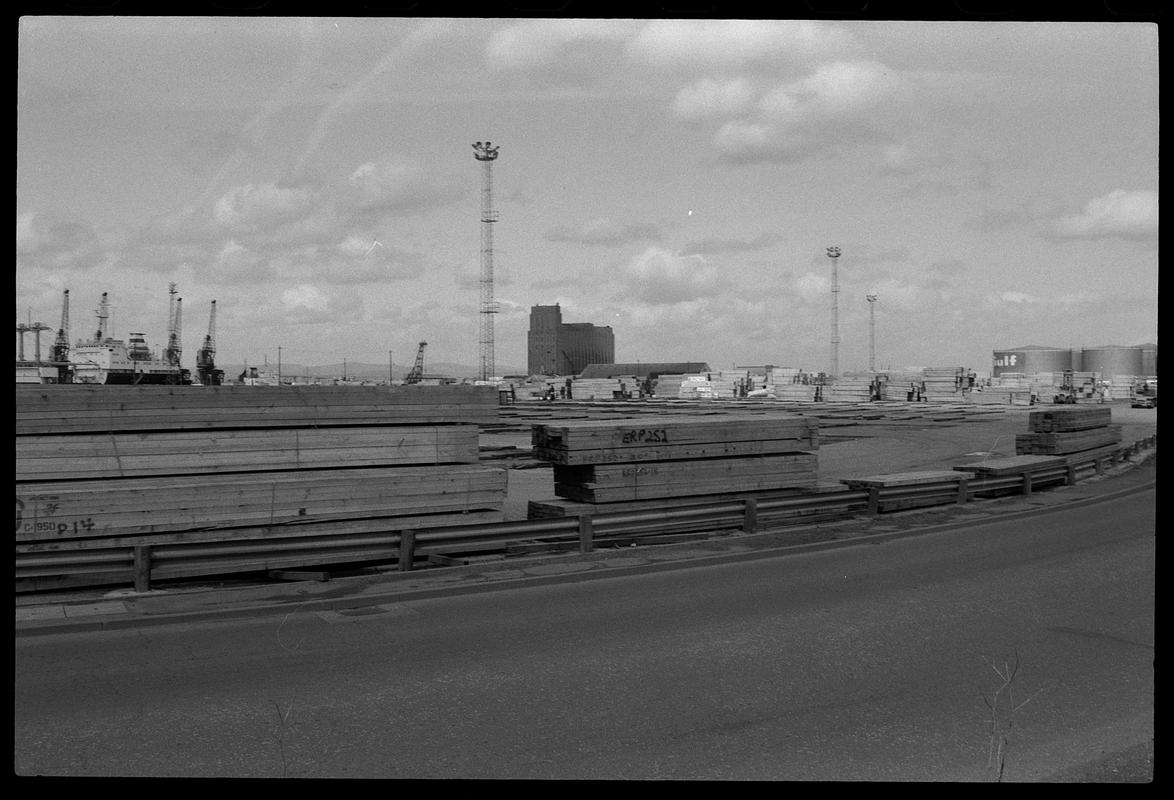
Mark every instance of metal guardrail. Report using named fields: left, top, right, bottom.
left=15, top=435, right=1156, bottom=594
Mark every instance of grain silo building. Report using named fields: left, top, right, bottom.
left=527, top=304, right=615, bottom=376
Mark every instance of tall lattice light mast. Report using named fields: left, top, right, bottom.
left=826, top=246, right=842, bottom=379
left=866, top=293, right=878, bottom=372
left=472, top=141, right=500, bottom=382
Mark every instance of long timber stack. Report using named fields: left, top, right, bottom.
left=529, top=413, right=819, bottom=509
left=1015, top=405, right=1122, bottom=455
left=15, top=384, right=506, bottom=590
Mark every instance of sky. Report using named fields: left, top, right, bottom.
left=16, top=17, right=1159, bottom=377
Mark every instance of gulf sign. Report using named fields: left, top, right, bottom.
left=992, top=351, right=1026, bottom=375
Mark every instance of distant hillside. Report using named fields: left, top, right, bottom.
left=220, top=361, right=528, bottom=381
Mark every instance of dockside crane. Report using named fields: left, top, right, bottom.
left=164, top=283, right=183, bottom=367
left=51, top=288, right=73, bottom=383
left=404, top=341, right=427, bottom=384
left=196, top=300, right=224, bottom=386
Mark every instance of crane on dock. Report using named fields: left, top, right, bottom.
left=164, top=283, right=183, bottom=367
left=51, top=289, right=73, bottom=382
left=404, top=341, right=427, bottom=384
left=196, top=300, right=224, bottom=386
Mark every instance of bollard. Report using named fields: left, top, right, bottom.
left=133, top=545, right=151, bottom=593
left=743, top=498, right=758, bottom=533
left=578, top=515, right=594, bottom=553
left=399, top=529, right=416, bottom=572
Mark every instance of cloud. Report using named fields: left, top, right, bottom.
left=213, top=182, right=318, bottom=234
left=706, top=61, right=913, bottom=164
left=485, top=19, right=630, bottom=71
left=1049, top=189, right=1157, bottom=240
left=342, top=157, right=464, bottom=219
left=616, top=247, right=730, bottom=306
left=628, top=19, right=855, bottom=71
left=682, top=232, right=778, bottom=255
left=15, top=211, right=104, bottom=272
left=544, top=218, right=662, bottom=246
left=672, top=77, right=756, bottom=120
left=1001, top=291, right=1039, bottom=304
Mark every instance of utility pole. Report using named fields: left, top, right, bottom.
left=473, top=140, right=500, bottom=383
left=826, top=246, right=842, bottom=379
left=866, top=293, right=878, bottom=372
left=277, top=346, right=282, bottom=384
left=389, top=349, right=394, bottom=384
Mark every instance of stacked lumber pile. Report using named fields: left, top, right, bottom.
left=770, top=382, right=818, bottom=401
left=1108, top=376, right=1134, bottom=401
left=530, top=413, right=819, bottom=505
left=570, top=377, right=637, bottom=400
left=16, top=384, right=506, bottom=585
left=678, top=375, right=716, bottom=399
left=922, top=367, right=967, bottom=402
left=1015, top=405, right=1121, bottom=455
left=651, top=374, right=687, bottom=398
left=824, top=375, right=875, bottom=402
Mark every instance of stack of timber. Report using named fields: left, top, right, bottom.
left=15, top=384, right=506, bottom=590
left=1015, top=405, right=1122, bottom=455
left=530, top=413, right=819, bottom=506
left=824, top=375, right=877, bottom=402
left=651, top=374, right=687, bottom=398
left=570, top=377, right=637, bottom=400
left=677, top=375, right=717, bottom=399
left=922, top=367, right=969, bottom=402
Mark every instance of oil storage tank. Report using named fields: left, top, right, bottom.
left=991, top=345, right=1074, bottom=376
left=1082, top=345, right=1144, bottom=378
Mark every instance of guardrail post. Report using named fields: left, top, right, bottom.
left=578, top=515, right=594, bottom=553
left=399, top=529, right=416, bottom=572
left=956, top=477, right=968, bottom=505
left=867, top=487, right=881, bottom=516
left=133, top=545, right=151, bottom=593
left=1065, top=464, right=1077, bottom=486
left=1094, top=457, right=1105, bottom=476
left=1021, top=472, right=1033, bottom=496
left=743, top=498, right=758, bottom=533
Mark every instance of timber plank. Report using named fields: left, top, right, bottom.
left=953, top=455, right=1067, bottom=477
left=840, top=470, right=966, bottom=488
left=15, top=384, right=499, bottom=434
left=16, top=425, right=481, bottom=480
left=16, top=465, right=508, bottom=541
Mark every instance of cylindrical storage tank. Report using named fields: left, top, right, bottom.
left=993, top=347, right=1075, bottom=375
left=1069, top=348, right=1083, bottom=372
left=1082, top=346, right=1144, bottom=378
left=1141, top=345, right=1157, bottom=376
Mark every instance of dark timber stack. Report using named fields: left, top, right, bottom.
left=15, top=384, right=505, bottom=589
left=1015, top=405, right=1121, bottom=455
left=529, top=413, right=819, bottom=508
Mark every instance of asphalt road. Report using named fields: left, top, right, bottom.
left=15, top=480, right=1154, bottom=781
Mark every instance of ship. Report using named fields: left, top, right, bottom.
left=69, top=292, right=192, bottom=385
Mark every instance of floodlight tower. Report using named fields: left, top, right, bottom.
left=472, top=140, right=500, bottom=382
left=866, top=293, right=878, bottom=372
left=826, top=246, right=842, bottom=379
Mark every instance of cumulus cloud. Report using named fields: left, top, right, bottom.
left=545, top=218, right=662, bottom=246
left=342, top=157, right=464, bottom=218
left=485, top=19, right=630, bottom=70
left=618, top=247, right=730, bottom=305
left=628, top=19, right=855, bottom=71
left=15, top=211, right=104, bottom=271
left=705, top=61, right=913, bottom=164
left=672, top=77, right=756, bottom=120
left=1001, top=291, right=1039, bottom=304
left=1050, top=189, right=1157, bottom=240
left=682, top=232, right=777, bottom=255
left=213, top=182, right=318, bottom=234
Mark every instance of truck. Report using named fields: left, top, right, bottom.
left=1130, top=378, right=1158, bottom=409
